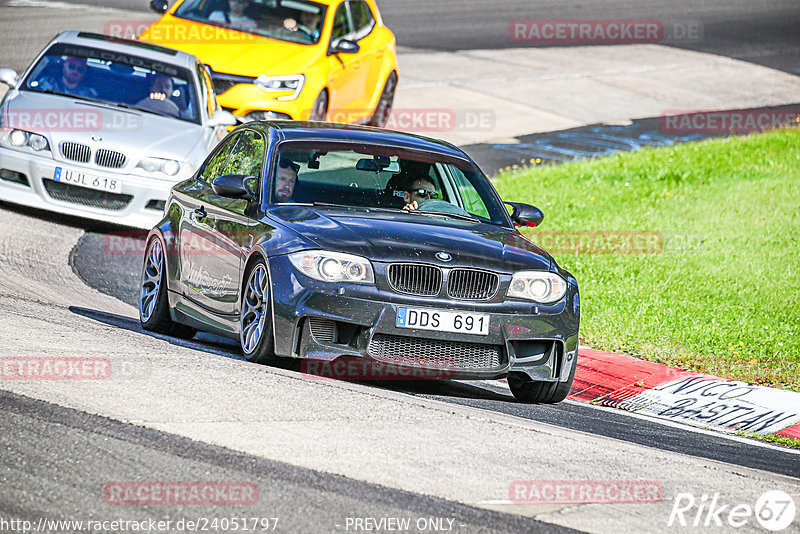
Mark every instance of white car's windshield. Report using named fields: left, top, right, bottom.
left=174, top=0, right=327, bottom=45
left=22, top=43, right=201, bottom=124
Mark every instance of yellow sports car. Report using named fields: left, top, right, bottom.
left=140, top=0, right=398, bottom=125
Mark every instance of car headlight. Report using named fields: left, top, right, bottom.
left=508, top=271, right=568, bottom=303
left=1, top=129, right=50, bottom=152
left=254, top=74, right=305, bottom=101
left=240, top=110, right=292, bottom=123
left=137, top=157, right=183, bottom=177
left=289, top=250, right=375, bottom=284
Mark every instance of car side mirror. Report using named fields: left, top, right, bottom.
left=329, top=39, right=360, bottom=55
left=212, top=174, right=257, bottom=200
left=0, top=68, right=19, bottom=88
left=149, top=0, right=169, bottom=14
left=209, top=109, right=237, bottom=127
left=505, top=202, right=544, bottom=227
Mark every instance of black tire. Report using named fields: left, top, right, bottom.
left=309, top=89, right=328, bottom=122
left=139, top=237, right=196, bottom=339
left=508, top=354, right=577, bottom=404
left=239, top=258, right=277, bottom=365
left=368, top=71, right=397, bottom=127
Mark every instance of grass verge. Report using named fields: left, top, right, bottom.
left=494, top=129, right=800, bottom=391
left=736, top=430, right=800, bottom=450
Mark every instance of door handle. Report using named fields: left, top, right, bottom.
left=194, top=206, right=207, bottom=219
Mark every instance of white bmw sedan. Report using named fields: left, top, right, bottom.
left=0, top=31, right=236, bottom=228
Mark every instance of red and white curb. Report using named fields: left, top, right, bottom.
left=470, top=347, right=800, bottom=440
left=569, top=347, right=800, bottom=438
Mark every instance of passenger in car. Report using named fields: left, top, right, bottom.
left=38, top=56, right=98, bottom=99
left=209, top=0, right=257, bottom=29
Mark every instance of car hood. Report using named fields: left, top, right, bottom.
left=141, top=18, right=321, bottom=76
left=2, top=91, right=206, bottom=160
left=266, top=206, right=553, bottom=272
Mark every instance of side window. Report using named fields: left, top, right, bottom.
left=331, top=3, right=353, bottom=44
left=198, top=133, right=239, bottom=184
left=223, top=130, right=266, bottom=179
left=197, top=63, right=218, bottom=118
left=349, top=0, right=374, bottom=39
left=449, top=166, right=491, bottom=219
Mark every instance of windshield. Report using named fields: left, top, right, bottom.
left=272, top=142, right=509, bottom=226
left=22, top=43, right=201, bottom=124
left=174, top=0, right=327, bottom=45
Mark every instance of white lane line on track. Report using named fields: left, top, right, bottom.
left=6, top=0, right=115, bottom=10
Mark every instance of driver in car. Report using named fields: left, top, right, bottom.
left=135, top=74, right=180, bottom=117
left=274, top=157, right=299, bottom=202
left=400, top=175, right=472, bottom=217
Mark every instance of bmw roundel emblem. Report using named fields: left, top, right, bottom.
left=435, top=252, right=452, bottom=262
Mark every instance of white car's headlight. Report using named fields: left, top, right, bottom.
left=289, top=250, right=375, bottom=284
left=254, top=74, right=305, bottom=101
left=1, top=129, right=50, bottom=152
left=137, top=157, right=183, bottom=177
left=508, top=271, right=568, bottom=303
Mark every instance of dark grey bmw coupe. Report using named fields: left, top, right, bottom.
left=139, top=121, right=580, bottom=403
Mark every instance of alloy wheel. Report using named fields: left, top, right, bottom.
left=241, top=264, right=270, bottom=354
left=139, top=238, right=163, bottom=323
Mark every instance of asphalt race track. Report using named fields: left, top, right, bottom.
left=30, top=0, right=800, bottom=74
left=70, top=230, right=800, bottom=480
left=1, top=1, right=800, bottom=533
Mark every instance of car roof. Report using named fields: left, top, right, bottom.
left=51, top=31, right=198, bottom=70
left=250, top=121, right=472, bottom=163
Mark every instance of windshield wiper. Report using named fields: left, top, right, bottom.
left=29, top=88, right=179, bottom=119
left=412, top=210, right=478, bottom=222
left=311, top=202, right=361, bottom=209
left=30, top=89, right=110, bottom=106
left=112, top=101, right=173, bottom=118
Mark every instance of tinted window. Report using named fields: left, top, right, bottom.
left=349, top=1, right=374, bottom=35
left=196, top=63, right=217, bottom=118
left=223, top=130, right=266, bottom=179
left=173, top=0, right=327, bottom=45
left=198, top=133, right=240, bottom=184
left=275, top=142, right=508, bottom=225
left=23, top=43, right=200, bottom=124
left=331, top=3, right=352, bottom=43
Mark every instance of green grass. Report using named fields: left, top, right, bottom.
left=494, top=130, right=800, bottom=391
left=737, top=431, right=800, bottom=450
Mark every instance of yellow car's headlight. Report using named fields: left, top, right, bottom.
left=254, top=74, right=305, bottom=101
